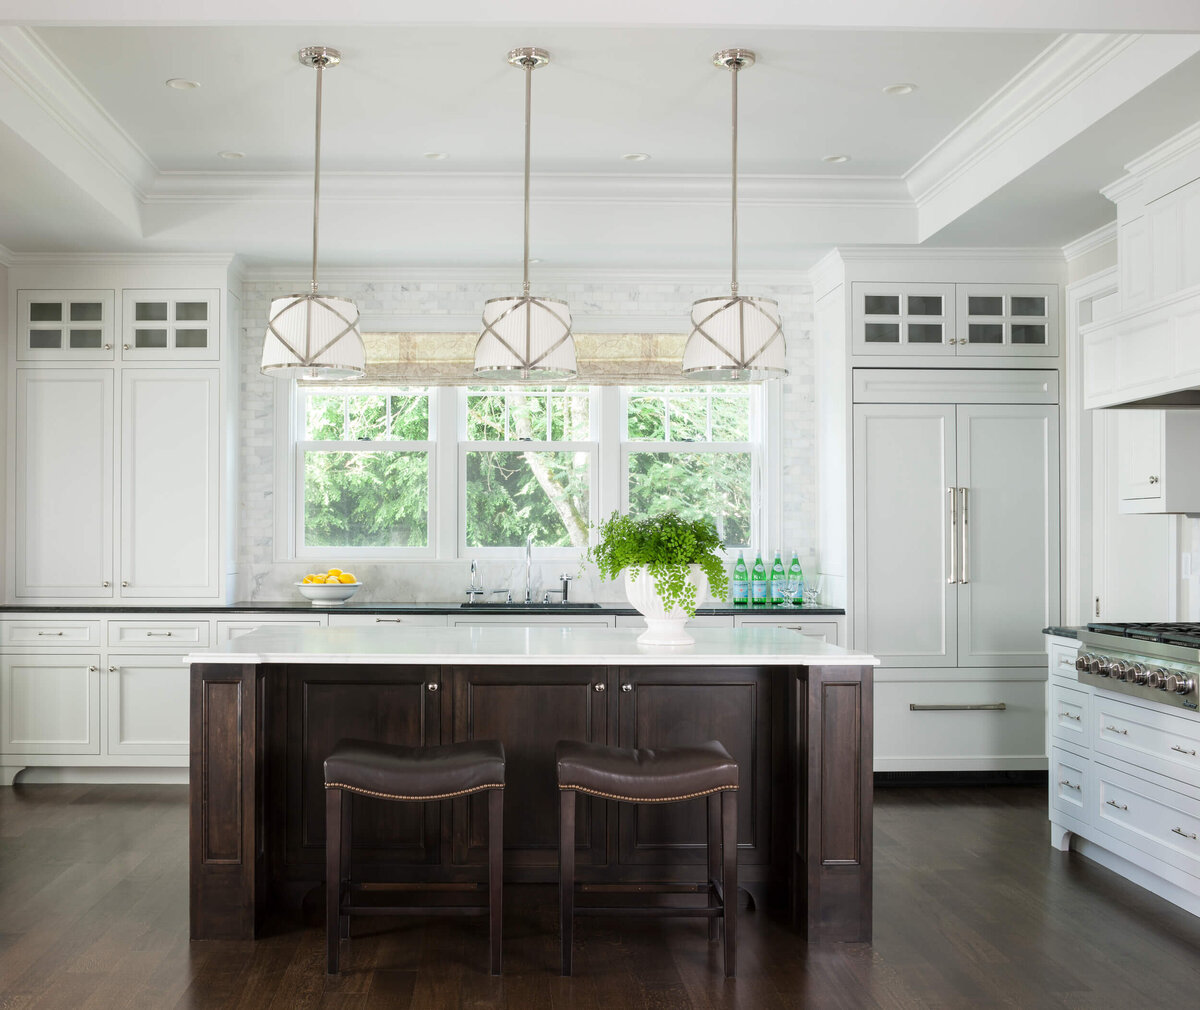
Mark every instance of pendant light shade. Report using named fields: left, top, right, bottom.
left=262, top=47, right=364, bottom=379
left=475, top=47, right=576, bottom=380
left=683, top=49, right=786, bottom=382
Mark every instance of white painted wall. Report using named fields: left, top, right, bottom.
left=234, top=271, right=816, bottom=603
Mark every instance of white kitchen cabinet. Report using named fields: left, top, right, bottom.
left=851, top=282, right=955, bottom=355
left=14, top=369, right=114, bottom=599
left=105, top=654, right=190, bottom=756
left=1115, top=410, right=1200, bottom=514
left=0, top=654, right=101, bottom=755
left=121, top=289, right=219, bottom=360
left=451, top=614, right=614, bottom=629
left=853, top=401, right=1058, bottom=669
left=732, top=613, right=842, bottom=644
left=955, top=284, right=1058, bottom=357
left=16, top=290, right=114, bottom=361
left=216, top=617, right=326, bottom=643
left=328, top=613, right=449, bottom=628
left=120, top=369, right=221, bottom=598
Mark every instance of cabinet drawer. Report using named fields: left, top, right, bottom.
left=874, top=677, right=1047, bottom=771
left=328, top=613, right=448, bottom=628
left=1050, top=681, right=1090, bottom=750
left=1051, top=746, right=1089, bottom=821
left=107, top=620, right=209, bottom=648
left=1048, top=639, right=1081, bottom=679
left=216, top=618, right=325, bottom=643
left=1093, top=695, right=1200, bottom=786
left=450, top=616, right=613, bottom=629
left=615, top=615, right=733, bottom=629
left=733, top=615, right=841, bottom=645
left=1094, top=762, right=1200, bottom=874
left=0, top=620, right=101, bottom=648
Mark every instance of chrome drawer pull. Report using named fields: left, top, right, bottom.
left=1059, top=711, right=1081, bottom=721
left=1171, top=827, right=1198, bottom=841
left=36, top=631, right=65, bottom=636
left=1105, top=800, right=1128, bottom=811
left=1170, top=745, right=1197, bottom=757
left=1103, top=724, right=1128, bottom=735
left=144, top=631, right=173, bottom=637
left=909, top=703, right=1006, bottom=712
left=375, top=618, right=405, bottom=623
left=1058, top=779, right=1081, bottom=791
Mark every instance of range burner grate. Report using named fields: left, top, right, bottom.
left=1086, top=622, right=1200, bottom=647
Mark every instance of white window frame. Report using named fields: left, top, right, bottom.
left=457, top=386, right=598, bottom=562
left=288, top=384, right=440, bottom=561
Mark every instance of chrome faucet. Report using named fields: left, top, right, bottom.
left=524, top=533, right=534, bottom=604
left=465, top=559, right=485, bottom=604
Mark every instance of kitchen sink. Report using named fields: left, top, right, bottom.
left=458, top=601, right=603, bottom=609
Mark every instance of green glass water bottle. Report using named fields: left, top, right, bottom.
left=750, top=553, right=769, bottom=607
left=769, top=552, right=787, bottom=606
left=788, top=553, right=805, bottom=607
left=732, top=552, right=749, bottom=607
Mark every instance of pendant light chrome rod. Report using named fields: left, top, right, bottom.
left=730, top=59, right=739, bottom=297
left=311, top=56, right=324, bottom=295
left=522, top=57, right=533, bottom=297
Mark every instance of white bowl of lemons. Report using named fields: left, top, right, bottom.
left=296, top=568, right=360, bottom=606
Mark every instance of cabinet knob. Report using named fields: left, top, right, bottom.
left=621, top=683, right=633, bottom=693
left=1149, top=475, right=1160, bottom=484
left=103, top=344, right=111, bottom=350
left=121, top=581, right=129, bottom=587
left=102, top=580, right=110, bottom=588
left=594, top=682, right=606, bottom=692
left=426, top=682, right=439, bottom=692
left=123, top=343, right=130, bottom=350
left=88, top=665, right=98, bottom=672
left=108, top=665, right=117, bottom=672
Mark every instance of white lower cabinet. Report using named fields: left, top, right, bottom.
left=450, top=614, right=614, bottom=629
left=0, top=654, right=101, bottom=755
left=216, top=617, right=325, bottom=642
left=105, top=654, right=189, bottom=756
left=328, top=613, right=448, bottom=628
left=733, top=613, right=842, bottom=644
left=615, top=614, right=733, bottom=630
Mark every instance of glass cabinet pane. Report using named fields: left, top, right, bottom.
left=29, top=303, right=62, bottom=322
left=69, top=329, right=102, bottom=349
left=907, top=295, right=942, bottom=315
left=175, top=302, right=208, bottom=321
left=968, top=296, right=1004, bottom=316
left=1011, top=324, right=1046, bottom=345
left=864, top=323, right=900, bottom=343
left=968, top=324, right=1004, bottom=344
left=69, top=302, right=103, bottom=322
left=1011, top=296, right=1046, bottom=317
left=864, top=295, right=900, bottom=316
left=134, top=329, right=169, bottom=348
left=908, top=324, right=943, bottom=343
left=29, top=330, right=62, bottom=348
left=175, top=329, right=208, bottom=348
left=134, top=302, right=169, bottom=322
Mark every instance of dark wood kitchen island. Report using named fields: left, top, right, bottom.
left=187, top=624, right=876, bottom=945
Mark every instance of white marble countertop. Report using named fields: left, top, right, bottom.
left=185, top=624, right=879, bottom=667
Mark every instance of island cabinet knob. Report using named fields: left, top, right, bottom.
left=593, top=682, right=606, bottom=692
left=426, top=682, right=439, bottom=692
left=621, top=683, right=633, bottom=693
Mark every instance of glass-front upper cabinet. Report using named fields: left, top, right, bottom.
left=121, top=289, right=220, bottom=361
left=955, top=284, right=1059, bottom=357
left=850, top=283, right=956, bottom=356
left=17, top=290, right=115, bottom=361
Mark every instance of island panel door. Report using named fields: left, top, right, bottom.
left=450, top=666, right=608, bottom=871
left=616, top=666, right=771, bottom=870
left=285, top=665, right=441, bottom=874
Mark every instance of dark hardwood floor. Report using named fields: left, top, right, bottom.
left=1, top=783, right=1198, bottom=1008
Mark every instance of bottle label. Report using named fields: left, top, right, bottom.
left=771, top=578, right=786, bottom=604
left=752, top=581, right=769, bottom=603
left=732, top=580, right=749, bottom=605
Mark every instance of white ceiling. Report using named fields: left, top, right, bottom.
left=0, top=11, right=1199, bottom=269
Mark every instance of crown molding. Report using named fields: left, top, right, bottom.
left=832, top=245, right=1066, bottom=264
left=1062, top=220, right=1117, bottom=263
left=7, top=251, right=237, bottom=267
left=806, top=249, right=846, bottom=300
left=1124, top=118, right=1200, bottom=178
left=147, top=170, right=912, bottom=209
left=0, top=242, right=13, bottom=266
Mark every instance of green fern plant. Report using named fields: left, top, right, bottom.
left=588, top=511, right=729, bottom=618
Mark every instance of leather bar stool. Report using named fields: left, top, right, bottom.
left=324, top=738, right=506, bottom=976
left=555, top=739, right=738, bottom=977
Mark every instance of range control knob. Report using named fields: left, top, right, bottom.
left=1075, top=653, right=1090, bottom=672
left=1147, top=668, right=1171, bottom=690
left=1165, top=672, right=1196, bottom=696
left=1088, top=655, right=1107, bottom=676
left=1108, top=660, right=1129, bottom=681
left=1127, top=663, right=1149, bottom=685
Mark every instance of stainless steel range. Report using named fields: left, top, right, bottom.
left=1076, top=623, right=1200, bottom=711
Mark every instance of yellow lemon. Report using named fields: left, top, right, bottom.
left=337, top=573, right=356, bottom=584
left=326, top=568, right=343, bottom=576
left=301, top=575, right=314, bottom=584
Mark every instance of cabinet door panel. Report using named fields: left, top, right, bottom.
left=956, top=404, right=1059, bottom=666
left=106, top=654, right=190, bottom=755
left=616, top=667, right=771, bottom=867
left=15, top=369, right=114, bottom=598
left=451, top=666, right=608, bottom=869
left=0, top=655, right=100, bottom=755
left=1116, top=410, right=1163, bottom=502
left=286, top=666, right=441, bottom=871
left=121, top=369, right=220, bottom=598
left=852, top=404, right=957, bottom=666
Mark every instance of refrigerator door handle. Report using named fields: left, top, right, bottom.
left=947, top=486, right=957, bottom=585
left=959, top=486, right=969, bottom=584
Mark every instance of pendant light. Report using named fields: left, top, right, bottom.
left=262, top=46, right=365, bottom=379
left=474, top=47, right=576, bottom=380
left=682, top=49, right=786, bottom=382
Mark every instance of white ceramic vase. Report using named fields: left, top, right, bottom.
left=623, top=564, right=710, bottom=646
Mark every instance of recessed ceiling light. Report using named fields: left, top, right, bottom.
left=529, top=258, right=543, bottom=265
left=218, top=150, right=245, bottom=160
left=882, top=83, right=917, bottom=96
left=822, top=154, right=851, bottom=164
left=165, top=78, right=201, bottom=90
left=622, top=153, right=651, bottom=162
left=424, top=152, right=449, bottom=160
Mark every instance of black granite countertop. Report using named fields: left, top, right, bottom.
left=1042, top=626, right=1083, bottom=639
left=0, top=602, right=845, bottom=616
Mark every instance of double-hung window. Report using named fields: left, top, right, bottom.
left=294, top=386, right=435, bottom=558
left=460, top=386, right=596, bottom=554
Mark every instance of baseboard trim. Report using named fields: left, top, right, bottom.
left=9, top=767, right=189, bottom=786
left=875, top=769, right=1049, bottom=788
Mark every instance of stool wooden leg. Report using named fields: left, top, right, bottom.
left=559, top=789, right=576, bottom=976
left=721, top=790, right=737, bottom=978
left=707, top=793, right=720, bottom=943
left=325, top=788, right=343, bottom=975
left=340, top=793, right=353, bottom=940
left=488, top=788, right=504, bottom=976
